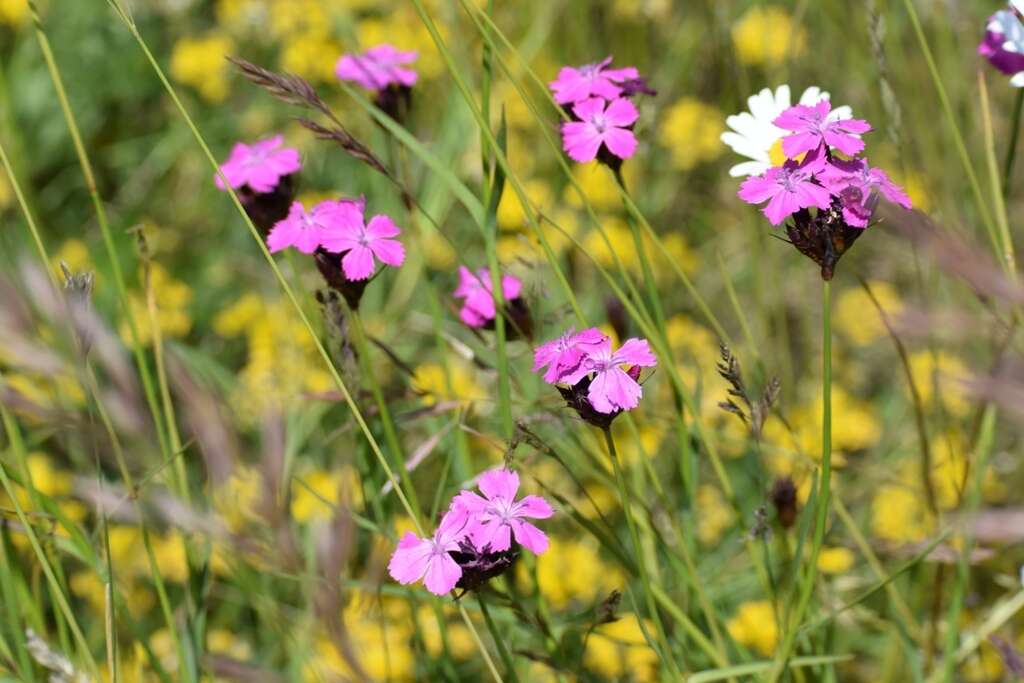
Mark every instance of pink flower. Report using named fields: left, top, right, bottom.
left=584, top=337, right=657, bottom=414
left=561, top=97, right=639, bottom=163
left=387, top=508, right=469, bottom=596
left=336, top=44, right=419, bottom=91
left=266, top=200, right=350, bottom=254
left=533, top=327, right=608, bottom=384
left=773, top=100, right=872, bottom=159
left=549, top=57, right=639, bottom=104
left=820, top=158, right=912, bottom=228
left=319, top=198, right=406, bottom=281
left=215, top=135, right=302, bottom=194
left=738, top=148, right=833, bottom=226
left=980, top=11, right=1024, bottom=86
left=456, top=469, right=553, bottom=554
left=453, top=266, right=522, bottom=328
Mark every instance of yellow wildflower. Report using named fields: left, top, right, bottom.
left=25, top=452, right=72, bottom=497
left=497, top=179, right=552, bottom=231
left=817, top=546, right=855, bottom=574
left=52, top=238, right=92, bottom=279
left=585, top=613, right=659, bottom=680
left=152, top=533, right=189, bottom=584
left=564, top=162, right=637, bottom=212
left=871, top=481, right=932, bottom=543
left=170, top=32, right=234, bottom=102
left=536, top=537, right=626, bottom=609
left=908, top=350, right=971, bottom=418
left=412, top=361, right=486, bottom=407
left=834, top=281, right=902, bottom=346
left=727, top=600, right=778, bottom=657
left=280, top=31, right=342, bottom=83
left=214, top=466, right=263, bottom=531
left=583, top=218, right=696, bottom=280
left=415, top=606, right=477, bottom=659
left=268, top=0, right=328, bottom=39
left=659, top=97, right=725, bottom=171
left=696, top=485, right=736, bottom=546
left=0, top=0, right=28, bottom=26
left=207, top=629, right=252, bottom=660
left=731, top=6, right=807, bottom=67
left=291, top=466, right=363, bottom=522
left=119, top=263, right=193, bottom=346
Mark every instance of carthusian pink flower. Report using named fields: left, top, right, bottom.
left=319, top=198, right=406, bottom=281
left=773, top=100, right=871, bottom=159
left=266, top=200, right=348, bottom=254
left=388, top=508, right=469, bottom=596
left=549, top=57, right=639, bottom=104
left=215, top=135, right=301, bottom=194
left=737, top=148, right=832, bottom=225
left=453, top=266, right=522, bottom=328
left=820, top=158, right=912, bottom=228
left=980, top=10, right=1024, bottom=86
left=456, top=469, right=554, bottom=554
left=584, top=337, right=658, bottom=414
left=561, top=97, right=639, bottom=163
left=336, top=44, right=419, bottom=91
left=532, top=327, right=608, bottom=384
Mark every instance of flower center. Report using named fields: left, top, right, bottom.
left=768, top=139, right=787, bottom=166
left=591, top=114, right=608, bottom=133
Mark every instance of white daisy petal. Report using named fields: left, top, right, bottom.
left=729, top=161, right=772, bottom=178
left=1011, top=71, right=1024, bottom=87
left=775, top=84, right=792, bottom=110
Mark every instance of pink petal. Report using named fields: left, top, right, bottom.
left=474, top=521, right=513, bottom=553
left=365, top=214, right=401, bottom=239
left=763, top=190, right=799, bottom=225
left=341, top=246, right=376, bottom=280
left=823, top=131, right=865, bottom=157
left=500, top=274, right=522, bottom=301
left=454, top=490, right=489, bottom=514
left=562, top=123, right=602, bottom=163
left=602, top=65, right=640, bottom=81
left=781, top=131, right=822, bottom=159
left=604, top=98, right=640, bottom=127
left=387, top=533, right=432, bottom=584
left=532, top=338, right=562, bottom=372
left=588, top=366, right=642, bottom=413
left=422, top=553, right=462, bottom=595
left=460, top=306, right=489, bottom=328
left=613, top=338, right=657, bottom=367
left=602, top=127, right=638, bottom=160
left=738, top=174, right=781, bottom=205
left=511, top=520, right=549, bottom=554
left=515, top=495, right=554, bottom=519
left=369, top=238, right=405, bottom=268
left=478, top=469, right=519, bottom=502
left=571, top=97, right=607, bottom=121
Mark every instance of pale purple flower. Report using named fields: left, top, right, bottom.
left=549, top=57, right=640, bottom=104
left=584, top=337, right=658, bottom=414
left=387, top=508, right=469, bottom=596
left=533, top=327, right=608, bottom=384
left=820, top=158, right=912, bottom=228
left=738, top=148, right=833, bottom=226
left=266, top=200, right=351, bottom=254
left=456, top=469, right=553, bottom=554
left=336, top=44, right=419, bottom=91
left=215, top=135, right=301, bottom=194
left=773, top=100, right=872, bottom=159
left=980, top=10, right=1024, bottom=86
left=319, top=198, right=406, bottom=281
left=561, top=97, right=639, bottom=163
left=453, top=266, right=522, bottom=328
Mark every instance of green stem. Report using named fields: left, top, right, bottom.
left=478, top=593, right=519, bottom=683
left=602, top=428, right=683, bottom=681
left=1003, top=88, right=1024, bottom=200
left=769, top=279, right=832, bottom=682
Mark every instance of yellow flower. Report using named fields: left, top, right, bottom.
left=564, top=163, right=637, bottom=212
left=582, top=218, right=696, bottom=280
left=170, top=32, right=234, bottom=103
left=25, top=452, right=72, bottom=497
left=498, top=208, right=580, bottom=262
left=497, top=179, right=552, bottom=231
left=152, top=533, right=189, bottom=584
left=871, top=480, right=932, bottom=543
left=280, top=31, right=343, bottom=83
left=907, top=350, right=971, bottom=417
left=535, top=537, right=626, bottom=609
left=731, top=6, right=806, bottom=67
left=291, top=466, right=363, bottom=522
left=585, top=613, right=659, bottom=680
left=52, top=238, right=92, bottom=279
left=0, top=0, right=28, bottom=26
left=696, top=485, right=736, bottom=546
left=412, top=361, right=486, bottom=407
left=414, top=606, right=477, bottom=659
left=215, top=0, right=268, bottom=34
left=727, top=600, right=778, bottom=657
left=834, top=281, right=902, bottom=346
left=213, top=466, right=262, bottom=531
left=817, top=546, right=854, bottom=574
left=119, top=263, right=193, bottom=347
left=207, top=629, right=252, bottom=661
left=268, top=0, right=328, bottom=39
left=213, top=293, right=265, bottom=338
left=659, top=98, right=725, bottom=171
left=307, top=604, right=414, bottom=681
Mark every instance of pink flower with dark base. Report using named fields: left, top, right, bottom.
left=561, top=97, right=639, bottom=163
left=336, top=44, right=419, bottom=91
left=387, top=508, right=469, bottom=596
left=583, top=337, right=658, bottom=414
left=456, top=469, right=553, bottom=554
left=533, top=327, right=608, bottom=384
left=820, top=158, right=912, bottom=228
left=549, top=57, right=639, bottom=104
left=773, top=100, right=872, bottom=159
left=215, top=135, right=301, bottom=194
left=266, top=201, right=347, bottom=254
left=453, top=266, right=522, bottom=328
left=738, top=148, right=833, bottom=225
left=319, top=198, right=406, bottom=281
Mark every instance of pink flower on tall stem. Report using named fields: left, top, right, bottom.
left=584, top=337, right=658, bottom=414
left=387, top=508, right=469, bottom=596
left=453, top=266, right=522, bottom=328
left=215, top=135, right=301, bottom=194
left=773, top=100, right=872, bottom=159
left=532, top=327, right=608, bottom=384
left=266, top=200, right=346, bottom=254
left=336, top=44, right=419, bottom=91
left=561, top=97, right=639, bottom=163
left=737, top=148, right=832, bottom=226
left=319, top=198, right=406, bottom=280
left=456, top=469, right=554, bottom=554
left=980, top=10, right=1024, bottom=86
left=549, top=57, right=639, bottom=104
left=820, top=158, right=912, bottom=228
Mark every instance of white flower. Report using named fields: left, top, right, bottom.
left=992, top=10, right=1024, bottom=87
left=1011, top=0, right=1024, bottom=18
left=720, top=85, right=853, bottom=178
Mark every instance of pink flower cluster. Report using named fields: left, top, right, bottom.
left=453, top=266, right=523, bottom=328
left=388, top=469, right=552, bottom=596
left=738, top=99, right=911, bottom=227
left=551, top=57, right=649, bottom=164
left=215, top=135, right=301, bottom=194
left=533, top=328, right=657, bottom=414
left=267, top=196, right=405, bottom=281
left=336, top=44, right=419, bottom=92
